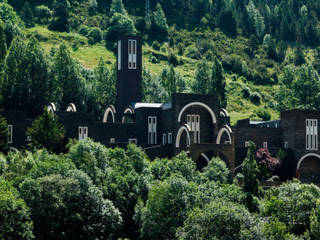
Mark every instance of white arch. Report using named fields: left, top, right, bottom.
left=216, top=125, right=232, bottom=144
left=47, top=102, right=56, bottom=114
left=103, top=106, right=116, bottom=123
left=200, top=153, right=210, bottom=163
left=297, top=153, right=320, bottom=169
left=178, top=102, right=217, bottom=124
left=175, top=124, right=192, bottom=148
left=220, top=108, right=229, bottom=117
left=66, top=103, right=77, bottom=112
left=122, top=106, right=135, bottom=123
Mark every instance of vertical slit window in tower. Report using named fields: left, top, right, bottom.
left=118, top=40, right=121, bottom=70
left=306, top=119, right=318, bottom=150
left=8, top=125, right=13, bottom=143
left=128, top=40, right=132, bottom=69
left=133, top=40, right=136, bottom=68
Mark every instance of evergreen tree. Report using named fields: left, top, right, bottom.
left=192, top=58, right=210, bottom=94
left=52, top=43, right=85, bottom=110
left=160, top=65, right=182, bottom=100
left=109, top=0, right=127, bottom=16
left=151, top=3, right=169, bottom=39
left=242, top=141, right=261, bottom=212
left=26, top=108, right=65, bottom=153
left=294, top=45, right=306, bottom=66
left=219, top=9, right=237, bottom=34
left=20, top=1, right=34, bottom=28
left=0, top=114, right=8, bottom=152
left=94, top=58, right=116, bottom=110
left=0, top=20, right=6, bottom=64
left=2, top=37, right=51, bottom=115
left=211, top=57, right=226, bottom=108
left=142, top=67, right=167, bottom=103
left=49, top=0, right=70, bottom=32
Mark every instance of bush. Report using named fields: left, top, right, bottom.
left=152, top=40, right=160, bottom=50
left=200, top=157, right=230, bottom=184
left=250, top=92, right=261, bottom=104
left=185, top=45, right=201, bottom=59
left=87, top=27, right=103, bottom=44
left=255, top=108, right=271, bottom=121
left=221, top=54, right=243, bottom=74
left=35, top=5, right=52, bottom=24
left=160, top=45, right=167, bottom=53
left=242, top=86, right=251, bottom=98
left=168, top=51, right=179, bottom=66
left=78, top=24, right=90, bottom=36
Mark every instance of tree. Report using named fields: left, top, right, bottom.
left=211, top=57, right=226, bottom=107
left=0, top=178, right=34, bottom=240
left=139, top=176, right=196, bottom=240
left=200, top=157, right=230, bottom=184
left=94, top=58, right=115, bottom=111
left=256, top=148, right=281, bottom=180
left=246, top=0, right=265, bottom=39
left=192, top=58, right=211, bottom=94
left=0, top=114, right=8, bottom=152
left=176, top=201, right=263, bottom=240
left=26, top=108, right=65, bottom=153
left=52, top=43, right=85, bottom=110
left=294, top=45, right=306, bottom=66
left=219, top=9, right=237, bottom=34
left=142, top=67, right=167, bottom=103
left=151, top=3, right=169, bottom=40
left=20, top=170, right=122, bottom=240
left=35, top=5, right=52, bottom=24
left=2, top=37, right=51, bottom=115
left=0, top=20, right=6, bottom=64
left=20, top=2, right=34, bottom=28
left=48, top=0, right=70, bottom=32
left=109, top=0, right=128, bottom=16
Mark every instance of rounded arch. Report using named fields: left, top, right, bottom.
left=219, top=108, right=229, bottom=117
left=47, top=102, right=56, bottom=114
left=175, top=124, right=191, bottom=148
left=297, top=153, right=320, bottom=169
left=216, top=125, right=232, bottom=144
left=66, top=103, right=77, bottom=112
left=177, top=102, right=217, bottom=124
left=201, top=153, right=210, bottom=163
left=122, top=106, right=135, bottom=123
left=197, top=153, right=210, bottom=171
left=103, top=105, right=116, bottom=123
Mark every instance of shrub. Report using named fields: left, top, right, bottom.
left=152, top=40, right=160, bottom=50
left=160, top=45, right=167, bottom=53
left=79, top=24, right=90, bottom=36
left=168, top=51, right=179, bottom=66
left=242, top=86, right=251, bottom=98
left=255, top=108, right=271, bottom=121
left=87, top=27, right=103, bottom=43
left=221, top=54, right=243, bottom=74
left=250, top=92, right=261, bottom=104
left=35, top=5, right=52, bottom=24
left=185, top=45, right=201, bottom=59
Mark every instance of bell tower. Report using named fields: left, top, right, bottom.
left=116, top=35, right=142, bottom=112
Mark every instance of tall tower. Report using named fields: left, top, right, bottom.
left=116, top=36, right=142, bottom=112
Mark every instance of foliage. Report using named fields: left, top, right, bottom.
left=256, top=148, right=281, bottom=178
left=176, top=200, right=263, bottom=240
left=26, top=109, right=65, bottom=153
left=20, top=170, right=122, bottom=240
left=150, top=3, right=168, bottom=40
left=49, top=0, right=70, bottom=32
left=20, top=2, right=34, bottom=28
left=0, top=114, right=8, bottom=152
left=139, top=176, right=196, bottom=240
left=310, top=200, right=320, bottom=239
left=35, top=5, right=51, bottom=24
left=2, top=37, right=51, bottom=115
left=0, top=178, right=34, bottom=240
left=0, top=19, right=6, bottom=63
left=87, top=27, right=103, bottom=44
left=262, top=181, right=320, bottom=234
left=142, top=67, right=167, bottom=103
left=200, top=157, right=230, bottom=184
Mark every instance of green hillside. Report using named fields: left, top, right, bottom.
left=1, top=0, right=320, bottom=125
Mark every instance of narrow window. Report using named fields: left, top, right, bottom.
left=168, top=133, right=172, bottom=144
left=118, top=40, right=121, bottom=70
left=284, top=142, right=289, bottom=149
left=8, top=125, right=13, bottom=144
left=245, top=141, right=250, bottom=148
left=187, top=114, right=200, bottom=144
left=306, top=119, right=318, bottom=150
left=128, top=39, right=137, bottom=69
left=110, top=138, right=115, bottom=143
left=83, top=127, right=88, bottom=139
left=263, top=142, right=268, bottom=149
left=78, top=127, right=83, bottom=140
left=148, top=116, right=157, bottom=145
left=162, top=134, right=167, bottom=145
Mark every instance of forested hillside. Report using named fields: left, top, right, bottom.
left=1, top=0, right=320, bottom=123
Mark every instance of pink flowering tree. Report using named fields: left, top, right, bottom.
left=256, top=148, right=281, bottom=180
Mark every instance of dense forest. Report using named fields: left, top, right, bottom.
left=0, top=0, right=320, bottom=123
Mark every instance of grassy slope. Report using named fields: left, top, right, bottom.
left=26, top=25, right=280, bottom=125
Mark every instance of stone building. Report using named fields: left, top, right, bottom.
left=1, top=36, right=320, bottom=183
